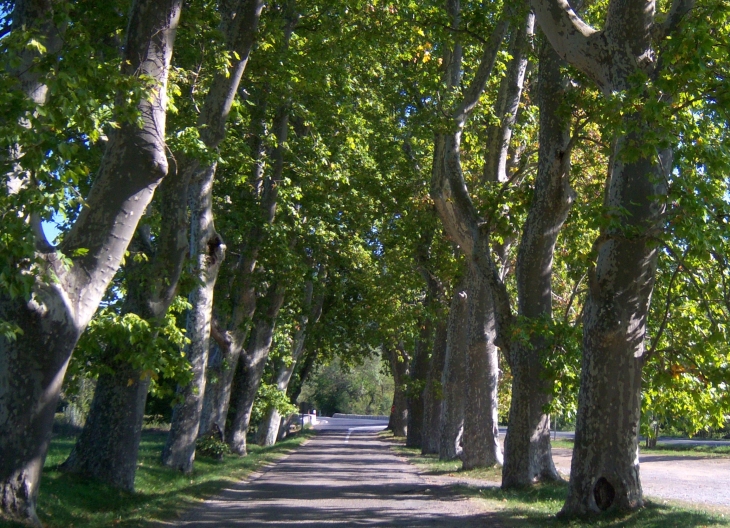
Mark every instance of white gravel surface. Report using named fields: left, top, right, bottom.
left=552, top=447, right=730, bottom=509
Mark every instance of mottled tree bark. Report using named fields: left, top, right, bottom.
left=462, top=264, right=502, bottom=469
left=200, top=40, right=294, bottom=434
left=421, top=316, right=448, bottom=455
left=501, top=41, right=572, bottom=489
left=162, top=165, right=226, bottom=473
left=0, top=1, right=181, bottom=523
left=160, top=0, right=263, bottom=473
left=406, top=315, right=431, bottom=448
left=439, top=281, right=468, bottom=460
left=387, top=345, right=409, bottom=437
left=62, top=0, right=263, bottom=482
left=257, top=276, right=325, bottom=446
left=199, top=320, right=237, bottom=437
left=429, top=0, right=510, bottom=463
left=61, top=161, right=191, bottom=491
left=531, top=0, right=689, bottom=513
left=484, top=11, right=534, bottom=184
left=228, top=284, right=286, bottom=455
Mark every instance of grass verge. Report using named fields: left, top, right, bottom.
left=383, top=432, right=730, bottom=528
left=378, top=430, right=502, bottom=481
left=1, top=428, right=316, bottom=528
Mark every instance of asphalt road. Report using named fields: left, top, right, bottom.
left=175, top=417, right=491, bottom=527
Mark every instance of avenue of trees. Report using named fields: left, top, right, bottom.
left=1, top=0, right=728, bottom=524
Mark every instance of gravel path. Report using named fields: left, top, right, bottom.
left=171, top=419, right=729, bottom=527
left=174, top=422, right=493, bottom=527
left=552, top=448, right=730, bottom=508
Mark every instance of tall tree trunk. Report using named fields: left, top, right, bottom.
left=59, top=365, right=152, bottom=491
left=501, top=41, right=573, bottom=489
left=406, top=315, right=431, bottom=448
left=228, top=284, right=286, bottom=455
left=288, top=345, right=318, bottom=404
left=428, top=0, right=509, bottom=462
left=421, top=316, right=448, bottom=455
left=0, top=1, right=181, bottom=523
left=61, top=161, right=191, bottom=491
left=563, top=130, right=669, bottom=513
left=530, top=0, right=686, bottom=512
left=201, top=84, right=292, bottom=437
left=198, top=296, right=254, bottom=437
left=387, top=345, right=409, bottom=437
left=159, top=0, right=265, bottom=471
left=162, top=166, right=226, bottom=473
left=63, top=0, right=264, bottom=483
left=258, top=276, right=325, bottom=446
left=462, top=263, right=503, bottom=469
left=199, top=319, right=238, bottom=436
left=439, top=280, right=468, bottom=460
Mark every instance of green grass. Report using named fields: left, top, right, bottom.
left=551, top=438, right=730, bottom=457
left=379, top=430, right=503, bottom=481
left=464, top=484, right=730, bottom=527
left=1, top=429, right=315, bottom=528
left=384, top=433, right=730, bottom=528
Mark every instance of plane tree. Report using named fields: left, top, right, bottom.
left=0, top=0, right=183, bottom=523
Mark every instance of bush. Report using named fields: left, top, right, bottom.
left=196, top=425, right=230, bottom=459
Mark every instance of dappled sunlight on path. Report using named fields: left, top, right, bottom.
left=173, top=423, right=493, bottom=527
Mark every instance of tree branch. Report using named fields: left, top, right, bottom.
left=659, top=0, right=696, bottom=39
left=453, top=16, right=510, bottom=122
left=663, top=243, right=718, bottom=327
left=530, top=0, right=610, bottom=90
left=643, top=256, right=682, bottom=365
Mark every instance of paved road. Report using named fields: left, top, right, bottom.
left=176, top=417, right=491, bottom=527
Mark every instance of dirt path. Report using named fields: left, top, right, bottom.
left=173, top=424, right=494, bottom=527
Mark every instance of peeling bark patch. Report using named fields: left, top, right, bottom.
left=594, top=477, right=615, bottom=511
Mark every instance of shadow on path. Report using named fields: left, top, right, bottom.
left=175, top=428, right=492, bottom=527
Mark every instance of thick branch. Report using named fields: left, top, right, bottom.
left=198, top=0, right=264, bottom=148
left=484, top=11, right=535, bottom=183
left=530, top=0, right=611, bottom=90
left=60, top=0, right=183, bottom=327
left=659, top=0, right=695, bottom=37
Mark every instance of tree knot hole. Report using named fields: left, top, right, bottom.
left=593, top=476, right=615, bottom=511
left=207, top=236, right=223, bottom=263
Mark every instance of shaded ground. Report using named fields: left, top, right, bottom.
left=173, top=420, right=492, bottom=527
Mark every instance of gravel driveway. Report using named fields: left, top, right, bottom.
left=552, top=448, right=730, bottom=509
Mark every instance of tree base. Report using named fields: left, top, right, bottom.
left=1, top=469, right=41, bottom=527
